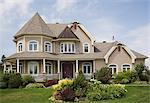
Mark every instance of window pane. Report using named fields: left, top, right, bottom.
left=83, top=66, right=86, bottom=73
left=127, top=68, right=130, bottom=71
left=114, top=68, right=116, bottom=73
left=34, top=66, right=37, bottom=74
left=72, top=44, right=75, bottom=52
left=61, top=44, right=63, bottom=52
left=65, top=44, right=67, bottom=52
left=87, top=66, right=90, bottom=73
left=29, top=44, right=32, bottom=50
left=123, top=68, right=126, bottom=72
left=68, top=44, right=71, bottom=52
left=34, top=44, right=37, bottom=50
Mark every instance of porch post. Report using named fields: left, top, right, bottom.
left=43, top=59, right=46, bottom=73
left=3, top=62, right=6, bottom=73
left=57, top=60, right=60, bottom=80
left=17, top=59, right=19, bottom=73
left=10, top=64, right=12, bottom=73
left=76, top=60, right=79, bottom=77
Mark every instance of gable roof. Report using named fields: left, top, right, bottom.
left=47, top=23, right=67, bottom=37
left=58, top=27, right=79, bottom=39
left=15, top=13, right=55, bottom=37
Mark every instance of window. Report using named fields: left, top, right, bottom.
left=45, top=63, right=52, bottom=74
left=109, top=64, right=118, bottom=74
left=18, top=42, right=23, bottom=52
left=28, top=40, right=38, bottom=51
left=19, top=63, right=24, bottom=74
left=44, top=41, right=52, bottom=52
left=83, top=43, right=90, bottom=53
left=122, top=64, right=131, bottom=72
left=28, top=62, right=39, bottom=75
left=60, top=42, right=75, bottom=53
left=82, top=63, right=91, bottom=74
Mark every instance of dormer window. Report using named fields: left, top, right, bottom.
left=60, top=42, right=75, bottom=53
left=28, top=40, right=39, bottom=51
left=83, top=43, right=90, bottom=53
left=44, top=41, right=52, bottom=53
left=18, top=42, right=23, bottom=52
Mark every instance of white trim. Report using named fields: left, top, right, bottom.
left=28, top=61, right=39, bottom=76
left=41, top=36, right=43, bottom=52
left=76, top=60, right=79, bottom=77
left=122, top=46, right=136, bottom=63
left=43, top=59, right=46, bottom=73
left=83, top=42, right=90, bottom=53
left=60, top=42, right=76, bottom=53
left=104, top=46, right=117, bottom=63
left=17, top=59, right=19, bottom=73
left=44, top=41, right=52, bottom=53
left=57, top=60, right=60, bottom=79
left=82, top=62, right=92, bottom=75
left=121, top=63, right=132, bottom=72
left=17, top=41, right=24, bottom=53
left=28, top=40, right=39, bottom=52
left=108, top=63, right=118, bottom=74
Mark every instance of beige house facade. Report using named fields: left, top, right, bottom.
left=4, top=13, right=148, bottom=81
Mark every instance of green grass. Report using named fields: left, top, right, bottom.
left=0, top=86, right=150, bottom=103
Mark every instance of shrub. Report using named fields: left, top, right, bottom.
left=22, top=75, right=35, bottom=87
left=95, top=67, right=112, bottom=84
left=114, top=71, right=137, bottom=84
left=25, top=83, right=45, bottom=88
left=61, top=87, right=75, bottom=101
left=44, top=79, right=58, bottom=87
left=87, top=81, right=127, bottom=101
left=8, top=73, right=22, bottom=88
left=52, top=78, right=73, bottom=91
left=0, top=72, right=7, bottom=88
left=72, top=71, right=88, bottom=97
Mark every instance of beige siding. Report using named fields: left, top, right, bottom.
left=108, top=47, right=132, bottom=72
left=133, top=59, right=145, bottom=68
left=71, top=27, right=94, bottom=53
left=95, top=59, right=106, bottom=71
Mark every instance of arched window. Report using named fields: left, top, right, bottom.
left=83, top=43, right=90, bottom=53
left=45, top=63, right=52, bottom=74
left=28, top=61, right=39, bottom=75
left=28, top=40, right=38, bottom=51
left=18, top=42, right=23, bottom=52
left=44, top=41, right=52, bottom=53
left=82, top=62, right=91, bottom=74
left=122, top=64, right=131, bottom=72
left=109, top=64, right=118, bottom=74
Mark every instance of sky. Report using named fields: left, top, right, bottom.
left=0, top=0, right=150, bottom=66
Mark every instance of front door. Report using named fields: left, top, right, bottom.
left=62, top=62, right=73, bottom=78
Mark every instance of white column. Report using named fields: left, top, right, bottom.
left=10, top=64, right=12, bottom=72
left=17, top=59, right=19, bottom=73
left=57, top=60, right=60, bottom=79
left=3, top=62, right=6, bottom=73
left=43, top=59, right=46, bottom=73
left=76, top=60, right=79, bottom=77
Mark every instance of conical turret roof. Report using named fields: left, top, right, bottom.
left=15, top=12, right=55, bottom=37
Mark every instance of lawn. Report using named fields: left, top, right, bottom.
left=0, top=86, right=149, bottom=103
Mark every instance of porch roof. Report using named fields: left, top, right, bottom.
left=5, top=52, right=104, bottom=60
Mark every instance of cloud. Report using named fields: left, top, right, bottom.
left=88, top=18, right=123, bottom=42
left=54, top=0, right=76, bottom=12
left=125, top=23, right=150, bottom=67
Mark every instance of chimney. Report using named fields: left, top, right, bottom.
left=72, top=21, right=79, bottom=30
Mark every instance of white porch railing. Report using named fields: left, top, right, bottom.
left=22, top=74, right=59, bottom=82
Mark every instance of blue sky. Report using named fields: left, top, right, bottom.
left=0, top=0, right=149, bottom=66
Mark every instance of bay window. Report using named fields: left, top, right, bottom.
left=44, top=41, right=52, bottom=53
left=60, top=42, right=75, bottom=53
left=28, top=40, right=38, bottom=51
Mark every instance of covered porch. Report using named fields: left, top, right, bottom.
left=4, top=58, right=96, bottom=81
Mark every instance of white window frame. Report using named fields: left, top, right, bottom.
left=28, top=40, right=39, bottom=52
left=45, top=62, right=53, bottom=74
left=83, top=43, right=90, bottom=53
left=60, top=42, right=75, bottom=53
left=82, top=62, right=92, bottom=74
left=44, top=41, right=52, bottom=53
left=19, top=62, right=24, bottom=74
left=108, top=64, right=118, bottom=74
left=122, top=63, right=131, bottom=72
left=17, top=41, right=23, bottom=53
left=28, top=61, right=39, bottom=76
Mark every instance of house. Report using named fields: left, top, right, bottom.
left=4, top=13, right=148, bottom=81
